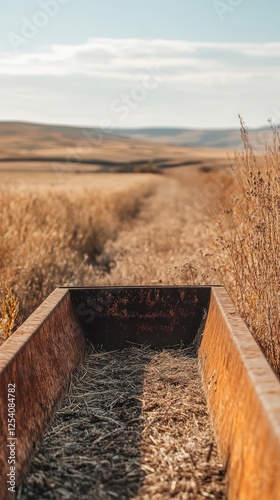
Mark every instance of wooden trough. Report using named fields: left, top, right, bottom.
left=0, top=286, right=280, bottom=499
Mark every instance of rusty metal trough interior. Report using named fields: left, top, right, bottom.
left=1, top=286, right=280, bottom=499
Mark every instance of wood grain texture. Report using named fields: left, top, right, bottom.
left=1, top=285, right=280, bottom=499
left=199, top=287, right=280, bottom=500
left=0, top=288, right=86, bottom=499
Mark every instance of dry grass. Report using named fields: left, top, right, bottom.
left=1, top=123, right=278, bottom=498
left=212, top=119, right=280, bottom=376
left=0, top=177, right=157, bottom=335
left=135, top=350, right=225, bottom=499
left=1, top=124, right=279, bottom=378
left=92, top=124, right=280, bottom=376
left=0, top=284, right=19, bottom=342
left=20, top=347, right=226, bottom=499
left=0, top=168, right=213, bottom=347
left=2, top=124, right=279, bottom=496
left=93, top=178, right=213, bottom=287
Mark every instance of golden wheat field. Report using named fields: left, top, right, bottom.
left=0, top=122, right=279, bottom=378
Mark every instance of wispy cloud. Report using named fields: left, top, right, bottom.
left=1, top=38, right=279, bottom=127
left=2, top=38, right=280, bottom=78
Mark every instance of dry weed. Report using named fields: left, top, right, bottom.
left=213, top=118, right=280, bottom=375
left=20, top=347, right=226, bottom=499
left=1, top=126, right=279, bottom=380
left=95, top=179, right=214, bottom=288
left=0, top=179, right=156, bottom=340
left=0, top=284, right=19, bottom=342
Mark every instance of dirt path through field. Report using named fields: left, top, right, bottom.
left=7, top=166, right=226, bottom=498
left=93, top=167, right=217, bottom=287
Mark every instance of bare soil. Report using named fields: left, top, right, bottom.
left=18, top=347, right=226, bottom=499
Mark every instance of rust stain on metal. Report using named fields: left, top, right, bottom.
left=70, top=286, right=211, bottom=349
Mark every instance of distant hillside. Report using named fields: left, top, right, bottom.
left=0, top=121, right=229, bottom=174
left=0, top=121, right=271, bottom=151
left=115, top=127, right=271, bottom=150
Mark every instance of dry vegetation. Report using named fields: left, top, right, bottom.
left=0, top=122, right=279, bottom=378
left=212, top=121, right=280, bottom=376
left=1, top=122, right=279, bottom=499
left=20, top=347, right=225, bottom=499
left=0, top=176, right=158, bottom=342
left=0, top=284, right=19, bottom=342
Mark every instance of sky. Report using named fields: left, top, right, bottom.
left=1, top=0, right=280, bottom=129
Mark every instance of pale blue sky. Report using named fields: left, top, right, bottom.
left=1, top=1, right=280, bottom=128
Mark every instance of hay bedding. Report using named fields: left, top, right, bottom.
left=19, top=347, right=226, bottom=499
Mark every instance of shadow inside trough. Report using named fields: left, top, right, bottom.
left=17, top=287, right=226, bottom=499
left=18, top=346, right=226, bottom=499
left=69, top=286, right=211, bottom=350
left=19, top=347, right=151, bottom=499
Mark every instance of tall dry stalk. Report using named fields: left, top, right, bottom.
left=0, top=285, right=19, bottom=342
left=214, top=118, right=280, bottom=375
left=0, top=180, right=156, bottom=341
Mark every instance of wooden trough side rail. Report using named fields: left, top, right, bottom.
left=199, top=286, right=280, bottom=500
left=0, top=288, right=86, bottom=500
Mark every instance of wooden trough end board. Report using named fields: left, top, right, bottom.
left=199, top=287, right=280, bottom=500
left=0, top=289, right=86, bottom=499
